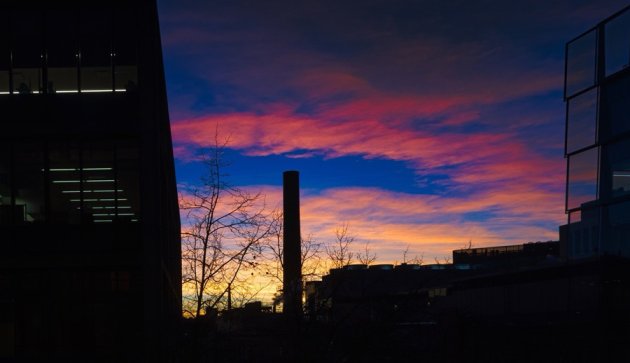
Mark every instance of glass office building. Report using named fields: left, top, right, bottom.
left=0, top=1, right=181, bottom=361
left=563, top=5, right=630, bottom=259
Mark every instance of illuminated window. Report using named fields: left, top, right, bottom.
left=605, top=10, right=630, bottom=77
left=567, top=147, right=599, bottom=211
left=566, top=87, right=597, bottom=154
left=49, top=144, right=82, bottom=224
left=82, top=145, right=116, bottom=223
left=566, top=30, right=597, bottom=98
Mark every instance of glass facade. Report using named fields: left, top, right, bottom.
left=605, top=9, right=630, bottom=77
left=0, top=8, right=137, bottom=95
left=566, top=87, right=598, bottom=154
left=564, top=6, right=630, bottom=259
left=0, top=142, right=140, bottom=226
left=567, top=147, right=599, bottom=211
left=565, top=30, right=597, bottom=98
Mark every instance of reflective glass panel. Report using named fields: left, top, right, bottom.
left=566, top=30, right=597, bottom=98
left=567, top=147, right=599, bottom=210
left=567, top=87, right=597, bottom=154
left=609, top=139, right=630, bottom=198
left=605, top=10, right=630, bottom=76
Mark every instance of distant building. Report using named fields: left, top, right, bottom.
left=562, top=5, right=630, bottom=259
left=0, top=1, right=181, bottom=361
left=452, top=241, right=559, bottom=268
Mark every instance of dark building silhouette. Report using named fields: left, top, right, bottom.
left=282, top=170, right=302, bottom=318
left=0, top=1, right=181, bottom=361
left=561, top=5, right=630, bottom=259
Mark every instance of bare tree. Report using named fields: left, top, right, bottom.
left=357, top=242, right=377, bottom=266
left=325, top=223, right=355, bottom=269
left=180, top=134, right=273, bottom=318
left=263, top=210, right=324, bottom=285
left=400, top=245, right=423, bottom=265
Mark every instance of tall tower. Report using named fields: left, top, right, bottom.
left=283, top=171, right=302, bottom=318
left=0, top=1, right=181, bottom=361
left=562, top=5, right=630, bottom=260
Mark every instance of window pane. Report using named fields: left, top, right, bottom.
left=46, top=10, right=78, bottom=93
left=0, top=11, right=9, bottom=94
left=609, top=139, right=630, bottom=198
left=82, top=145, right=115, bottom=223
left=601, top=75, right=630, bottom=137
left=113, top=9, right=138, bottom=92
left=14, top=145, right=45, bottom=223
left=605, top=10, right=630, bottom=77
left=607, top=201, right=630, bottom=256
left=0, top=144, right=11, bottom=225
left=567, top=147, right=599, bottom=210
left=116, top=145, right=140, bottom=223
left=11, top=11, right=43, bottom=94
left=80, top=10, right=112, bottom=92
left=48, top=144, right=81, bottom=224
left=566, top=30, right=597, bottom=98
left=566, top=87, right=597, bottom=154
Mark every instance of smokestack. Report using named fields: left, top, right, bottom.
left=283, top=171, right=302, bottom=318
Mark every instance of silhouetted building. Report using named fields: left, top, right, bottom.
left=0, top=1, right=180, bottom=361
left=452, top=240, right=559, bottom=268
left=562, top=5, right=630, bottom=259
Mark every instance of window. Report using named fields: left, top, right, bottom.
left=82, top=145, right=116, bottom=223
left=605, top=9, right=630, bottom=77
left=48, top=143, right=82, bottom=224
left=0, top=144, right=11, bottom=225
left=566, top=87, right=598, bottom=154
left=113, top=9, right=138, bottom=92
left=567, top=147, right=599, bottom=210
left=14, top=144, right=45, bottom=223
left=609, top=139, right=630, bottom=198
left=79, top=9, right=112, bottom=92
left=566, top=30, right=597, bottom=98
left=0, top=11, right=9, bottom=95
left=601, top=75, right=630, bottom=137
left=10, top=11, right=43, bottom=94
left=45, top=10, right=78, bottom=93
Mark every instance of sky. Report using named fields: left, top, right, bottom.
left=158, top=0, right=628, bottom=263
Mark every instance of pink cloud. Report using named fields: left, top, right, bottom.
left=213, top=185, right=565, bottom=263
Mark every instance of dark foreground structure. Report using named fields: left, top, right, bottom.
left=0, top=1, right=181, bottom=361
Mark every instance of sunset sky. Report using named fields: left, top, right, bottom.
left=158, top=0, right=628, bottom=263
